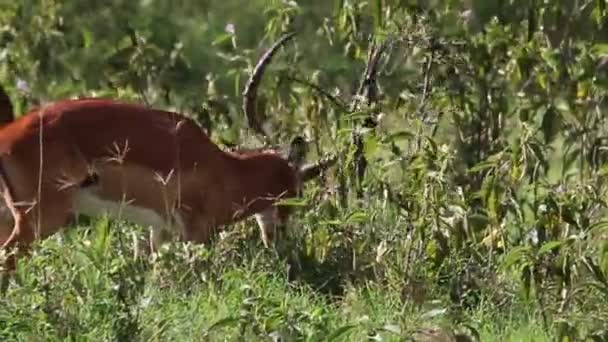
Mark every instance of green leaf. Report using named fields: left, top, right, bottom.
left=345, top=211, right=369, bottom=224
left=81, top=29, right=93, bottom=48
left=424, top=136, right=438, bottom=154
left=386, top=131, right=414, bottom=142
left=203, top=316, right=240, bottom=337
left=501, top=246, right=532, bottom=270
left=335, top=0, right=345, bottom=17
left=327, top=324, right=358, bottom=341
left=381, top=324, right=401, bottom=335
left=364, top=134, right=379, bottom=158
left=319, top=219, right=343, bottom=226
left=587, top=281, right=608, bottom=299
left=468, top=213, right=490, bottom=228
left=347, top=109, right=374, bottom=121
left=468, top=159, right=497, bottom=173
left=234, top=71, right=241, bottom=98
left=373, top=0, right=383, bottom=29
left=554, top=97, right=571, bottom=114
left=589, top=220, right=608, bottom=235
left=540, top=106, right=559, bottom=144
left=592, top=43, right=608, bottom=57
left=212, top=33, right=233, bottom=47
left=582, top=256, right=608, bottom=286
left=538, top=240, right=563, bottom=255
left=277, top=197, right=307, bottom=207
left=421, top=308, right=447, bottom=319
left=527, top=142, right=547, bottom=169
left=521, top=264, right=533, bottom=299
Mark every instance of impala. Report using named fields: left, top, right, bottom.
left=0, top=33, right=336, bottom=271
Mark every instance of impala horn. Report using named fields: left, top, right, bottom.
left=242, top=34, right=337, bottom=180
left=242, top=32, right=297, bottom=142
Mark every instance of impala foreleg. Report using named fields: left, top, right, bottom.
left=0, top=194, right=35, bottom=272
left=254, top=207, right=282, bottom=249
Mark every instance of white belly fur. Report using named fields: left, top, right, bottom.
left=72, top=188, right=185, bottom=237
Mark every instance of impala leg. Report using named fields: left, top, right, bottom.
left=0, top=210, right=14, bottom=256
left=255, top=207, right=280, bottom=249
left=140, top=209, right=185, bottom=256
left=0, top=193, right=35, bottom=274
left=180, top=214, right=216, bottom=245
left=0, top=208, right=19, bottom=294
left=148, top=226, right=173, bottom=254
left=2, top=184, right=78, bottom=273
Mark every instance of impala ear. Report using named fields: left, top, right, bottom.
left=287, top=135, right=309, bottom=169
left=299, top=154, right=337, bottom=182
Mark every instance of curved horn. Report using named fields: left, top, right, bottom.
left=242, top=32, right=297, bottom=141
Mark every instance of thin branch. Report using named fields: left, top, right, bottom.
left=348, top=40, right=389, bottom=199
left=416, top=48, right=434, bottom=118
left=364, top=41, right=389, bottom=106
left=286, top=76, right=347, bottom=111
left=350, top=40, right=390, bottom=111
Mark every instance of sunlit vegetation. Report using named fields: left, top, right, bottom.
left=2, top=1, right=608, bottom=340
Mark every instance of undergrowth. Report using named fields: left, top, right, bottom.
left=0, top=213, right=556, bottom=341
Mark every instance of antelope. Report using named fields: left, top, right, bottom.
left=0, top=33, right=336, bottom=272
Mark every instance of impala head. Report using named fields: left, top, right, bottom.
left=240, top=33, right=337, bottom=248
left=228, top=134, right=336, bottom=248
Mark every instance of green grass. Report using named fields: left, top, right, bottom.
left=0, top=215, right=557, bottom=341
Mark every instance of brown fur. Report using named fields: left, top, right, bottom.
left=0, top=99, right=304, bottom=270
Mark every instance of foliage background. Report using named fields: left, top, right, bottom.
left=2, top=0, right=608, bottom=340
